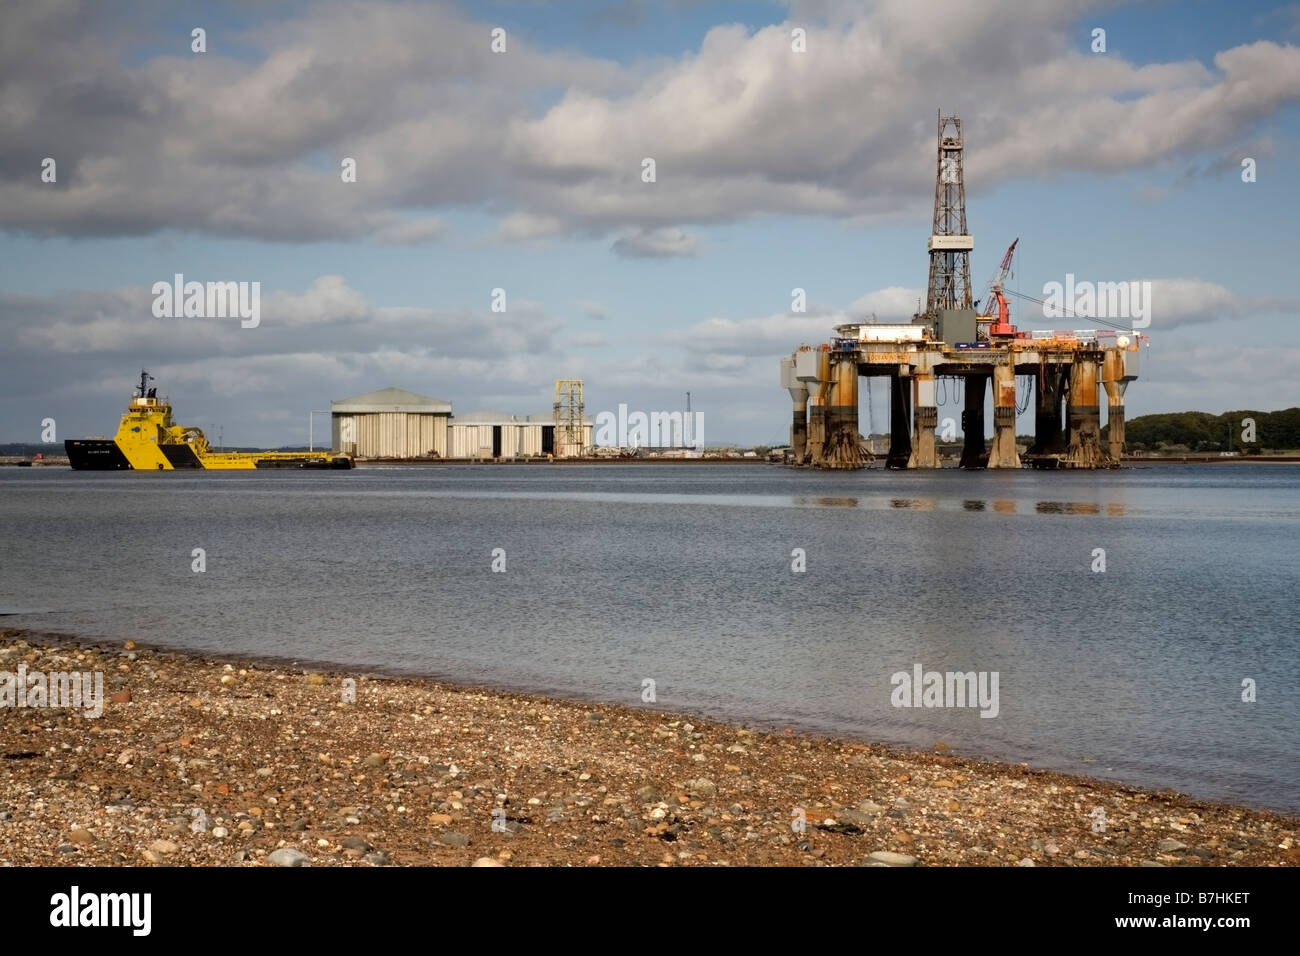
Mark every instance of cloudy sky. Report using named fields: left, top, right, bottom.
left=2, top=0, right=1298, bottom=447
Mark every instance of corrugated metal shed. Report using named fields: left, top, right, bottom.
left=331, top=387, right=451, bottom=458
left=448, top=411, right=593, bottom=460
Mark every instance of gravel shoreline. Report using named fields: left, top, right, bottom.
left=1, top=629, right=1295, bottom=867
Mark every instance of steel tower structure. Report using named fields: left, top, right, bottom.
left=924, top=113, right=974, bottom=315
left=553, top=379, right=585, bottom=456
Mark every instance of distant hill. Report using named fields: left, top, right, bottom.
left=1113, top=408, right=1300, bottom=453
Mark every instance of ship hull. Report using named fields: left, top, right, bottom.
left=65, top=438, right=352, bottom=470
left=65, top=439, right=133, bottom=470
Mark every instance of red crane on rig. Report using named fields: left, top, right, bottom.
left=985, top=237, right=1025, bottom=338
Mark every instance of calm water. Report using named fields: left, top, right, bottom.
left=1, top=464, right=1297, bottom=811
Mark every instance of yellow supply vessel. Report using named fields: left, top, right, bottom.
left=65, top=370, right=352, bottom=471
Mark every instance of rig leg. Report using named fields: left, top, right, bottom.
left=909, top=372, right=939, bottom=468
left=988, top=361, right=1021, bottom=468
left=1107, top=403, right=1125, bottom=464
left=820, top=356, right=867, bottom=469
left=791, top=394, right=808, bottom=464
left=1029, top=365, right=1067, bottom=456
left=1102, top=347, right=1128, bottom=466
left=960, top=374, right=988, bottom=469
left=886, top=368, right=913, bottom=469
left=1065, top=358, right=1105, bottom=468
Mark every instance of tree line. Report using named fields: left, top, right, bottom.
left=1114, top=408, right=1300, bottom=453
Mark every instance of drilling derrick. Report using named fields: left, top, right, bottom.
left=925, top=114, right=974, bottom=317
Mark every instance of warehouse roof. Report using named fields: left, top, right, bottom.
left=454, top=410, right=593, bottom=425
left=331, top=387, right=452, bottom=414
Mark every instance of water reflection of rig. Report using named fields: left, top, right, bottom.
left=780, top=114, right=1148, bottom=471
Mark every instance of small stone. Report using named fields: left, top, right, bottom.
left=1017, top=857, right=1035, bottom=867
left=68, top=829, right=93, bottom=844
left=109, top=690, right=131, bottom=704
left=362, top=753, right=386, bottom=768
left=865, top=851, right=918, bottom=867
left=472, top=857, right=504, bottom=867
left=1156, top=838, right=1187, bottom=852
left=440, top=832, right=471, bottom=847
left=148, top=839, right=178, bottom=856
left=341, top=837, right=372, bottom=852
left=266, top=848, right=311, bottom=867
left=212, top=826, right=229, bottom=838
left=364, top=851, right=391, bottom=866
left=428, top=813, right=453, bottom=826
left=685, top=778, right=717, bottom=798
left=835, top=809, right=875, bottom=828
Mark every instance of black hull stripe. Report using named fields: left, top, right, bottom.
left=64, top=439, right=132, bottom=470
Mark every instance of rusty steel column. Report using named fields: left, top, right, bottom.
left=909, top=372, right=938, bottom=468
left=821, top=365, right=842, bottom=467
left=988, top=360, right=1020, bottom=468
left=1065, top=356, right=1104, bottom=468
left=959, top=374, right=988, bottom=469
left=1030, top=364, right=1066, bottom=455
left=807, top=349, right=830, bottom=465
left=821, top=356, right=867, bottom=469
left=886, top=367, right=913, bottom=469
left=1102, top=347, right=1127, bottom=464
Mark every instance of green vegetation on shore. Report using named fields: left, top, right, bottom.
left=1108, top=408, right=1300, bottom=454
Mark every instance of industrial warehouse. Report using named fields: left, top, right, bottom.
left=330, top=380, right=593, bottom=461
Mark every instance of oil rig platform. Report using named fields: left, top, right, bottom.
left=781, top=114, right=1147, bottom=470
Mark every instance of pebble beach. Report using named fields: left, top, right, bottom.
left=1, top=629, right=1295, bottom=867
